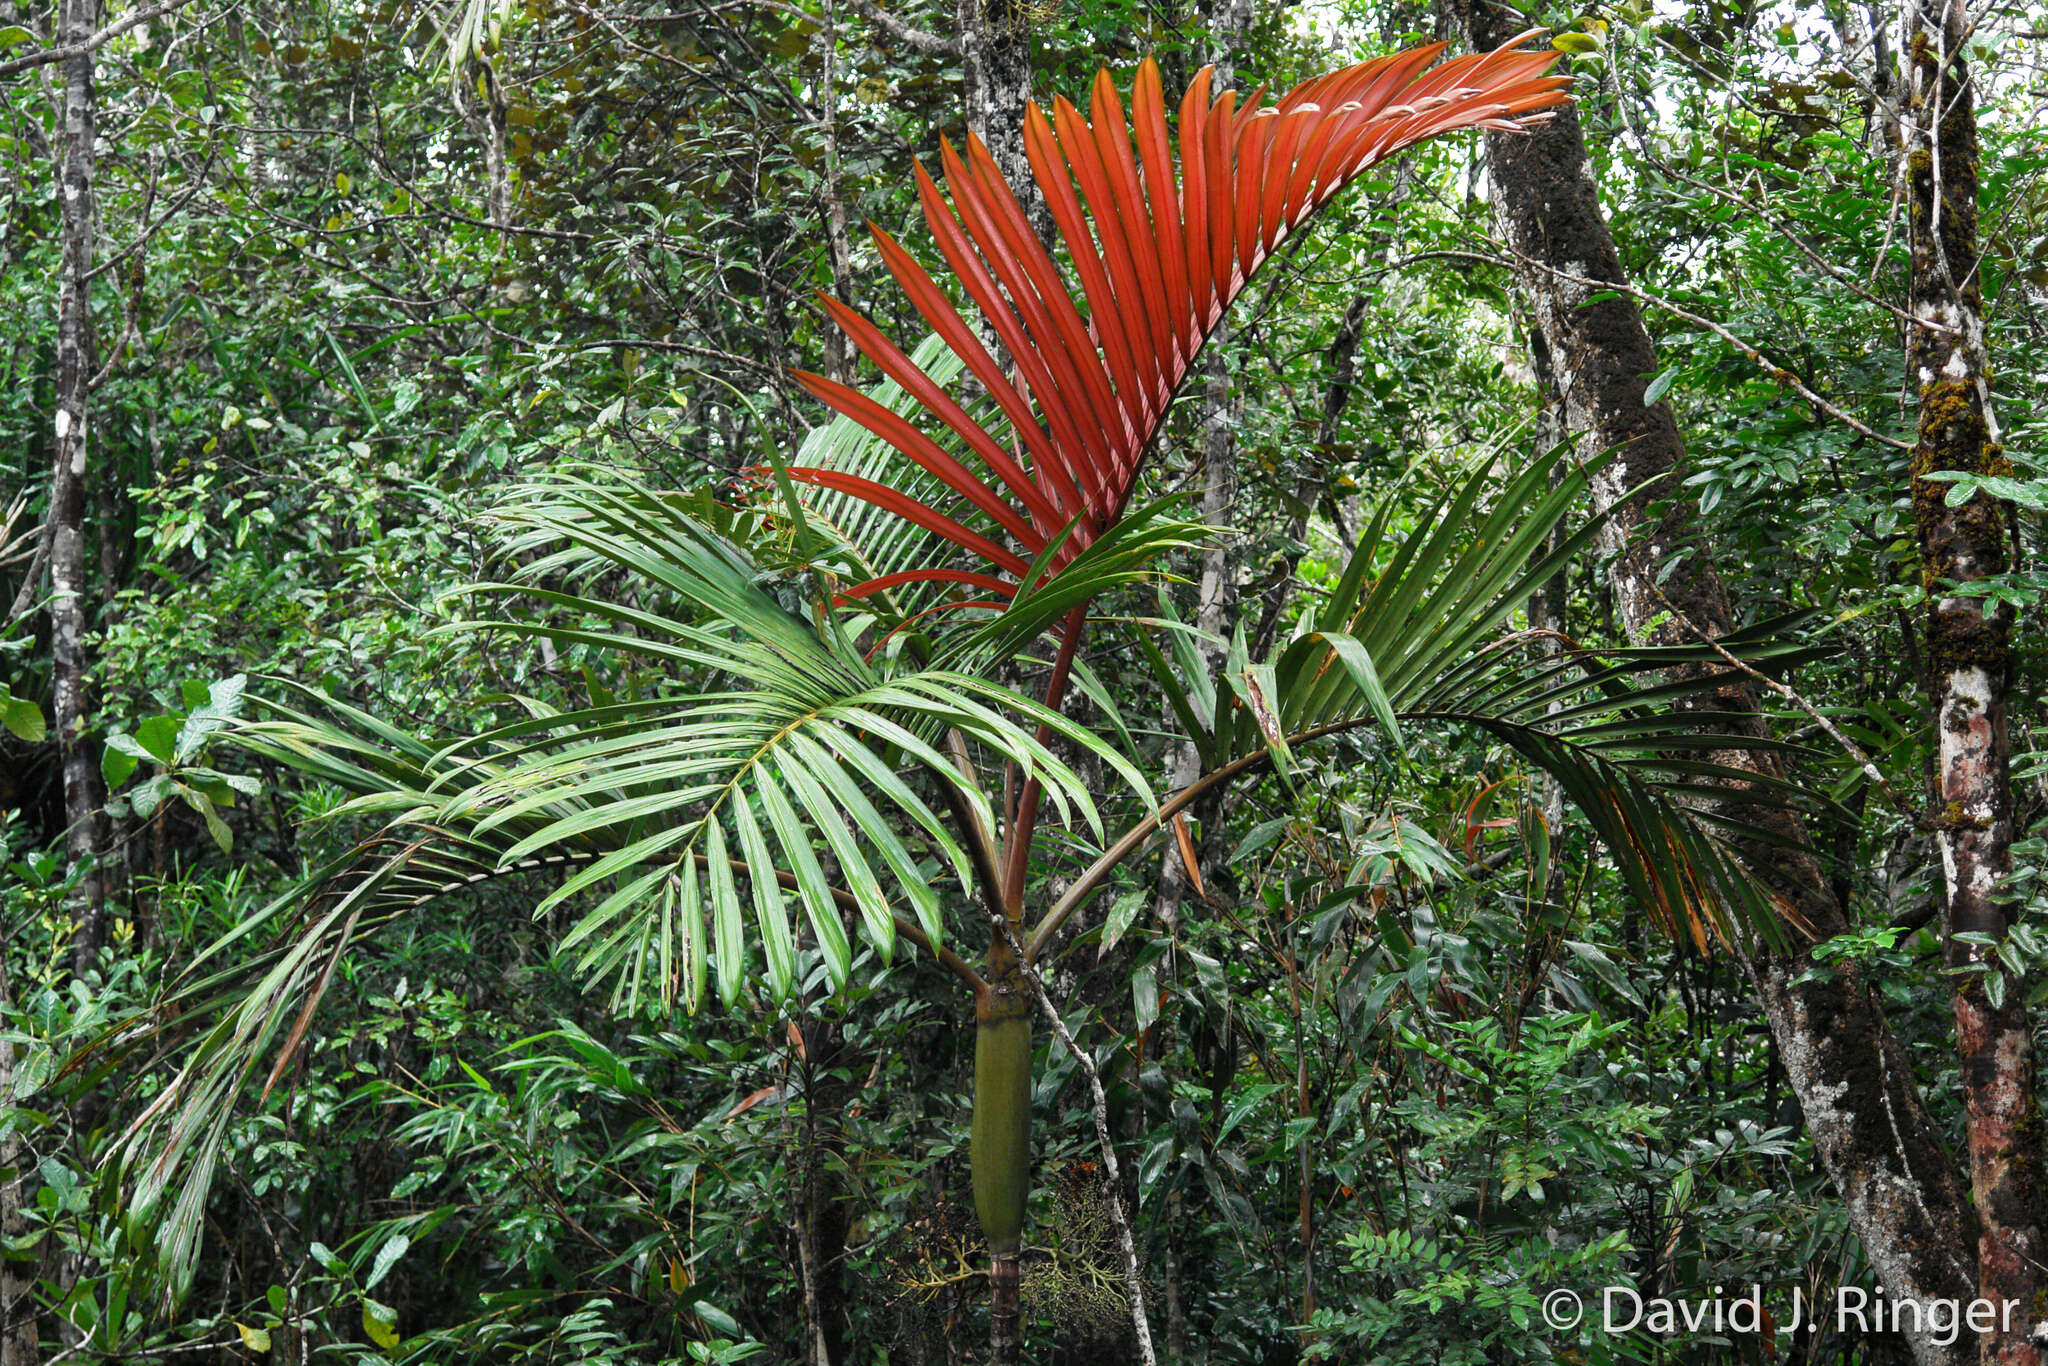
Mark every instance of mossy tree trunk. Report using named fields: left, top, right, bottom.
left=1437, top=7, right=1982, bottom=1364
left=1903, top=1, right=2044, bottom=1360
left=796, top=1018, right=852, bottom=1366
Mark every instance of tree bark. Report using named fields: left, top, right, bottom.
left=814, top=0, right=858, bottom=386
left=1161, top=1184, right=1187, bottom=1361
left=954, top=0, right=1045, bottom=240
left=1189, top=0, right=1252, bottom=670
left=1151, top=22, right=1254, bottom=1347
left=1903, top=0, right=2042, bottom=1358
left=455, top=57, right=512, bottom=230
left=1154, top=0, right=1254, bottom=961
left=53, top=0, right=104, bottom=976
left=1438, top=7, right=1982, bottom=1363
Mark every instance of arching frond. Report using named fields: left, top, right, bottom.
left=1115, top=446, right=1839, bottom=952
left=107, top=468, right=1173, bottom=1304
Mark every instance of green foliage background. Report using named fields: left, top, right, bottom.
left=2, top=0, right=2046, bottom=1358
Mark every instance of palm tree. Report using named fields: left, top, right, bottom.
left=116, top=38, right=1828, bottom=1361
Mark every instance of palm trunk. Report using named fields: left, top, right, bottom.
left=974, top=981, right=1032, bottom=1365
left=1437, top=8, right=1982, bottom=1362
left=53, top=0, right=103, bottom=976
left=796, top=1020, right=851, bottom=1366
left=1903, top=1, right=2042, bottom=1358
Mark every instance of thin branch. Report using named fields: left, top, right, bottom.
left=1396, top=249, right=1914, bottom=452
left=984, top=910, right=1156, bottom=1366
left=1026, top=700, right=1621, bottom=961
left=85, top=147, right=217, bottom=282
left=842, top=0, right=957, bottom=54
left=6, top=531, right=51, bottom=624
left=1646, top=580, right=1932, bottom=832
left=0, top=0, right=202, bottom=78
left=1027, top=729, right=1313, bottom=960
left=1611, top=130, right=1947, bottom=338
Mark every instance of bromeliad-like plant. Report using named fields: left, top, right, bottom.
left=113, top=37, right=1831, bottom=1361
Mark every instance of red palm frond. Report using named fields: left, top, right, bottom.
left=788, top=35, right=1570, bottom=602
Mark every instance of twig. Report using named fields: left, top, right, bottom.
left=842, top=0, right=957, bottom=54
left=1610, top=124, right=1945, bottom=338
left=6, top=528, right=52, bottom=624
left=985, top=909, right=1157, bottom=1366
left=0, top=0, right=202, bottom=78
left=85, top=147, right=217, bottom=282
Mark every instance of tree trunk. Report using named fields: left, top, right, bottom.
left=955, top=0, right=1044, bottom=240
left=814, top=0, right=858, bottom=386
left=53, top=0, right=103, bottom=976
left=1187, top=0, right=1249, bottom=679
left=1161, top=1184, right=1187, bottom=1361
left=1903, top=0, right=2042, bottom=1358
left=1438, top=7, right=1982, bottom=1363
left=455, top=57, right=512, bottom=230
left=1152, top=14, right=1253, bottom=1345
left=1154, top=0, right=1255, bottom=982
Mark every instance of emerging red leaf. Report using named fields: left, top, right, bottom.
left=791, top=36, right=1570, bottom=603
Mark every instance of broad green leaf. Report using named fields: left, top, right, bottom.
left=695, top=1301, right=743, bottom=1338
left=2, top=695, right=43, bottom=744
left=184, top=789, right=234, bottom=853
left=1096, top=890, right=1145, bottom=961
left=136, top=715, right=179, bottom=765
left=102, top=741, right=140, bottom=791
left=366, top=1233, right=409, bottom=1290
left=361, top=1299, right=400, bottom=1351
left=130, top=774, right=173, bottom=819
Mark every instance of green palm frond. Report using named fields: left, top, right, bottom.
left=108, top=461, right=1177, bottom=1306
left=298, top=470, right=1163, bottom=1003
left=791, top=333, right=973, bottom=603
left=1128, top=445, right=1837, bottom=950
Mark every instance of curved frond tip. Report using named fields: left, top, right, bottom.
left=786, top=35, right=1570, bottom=599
